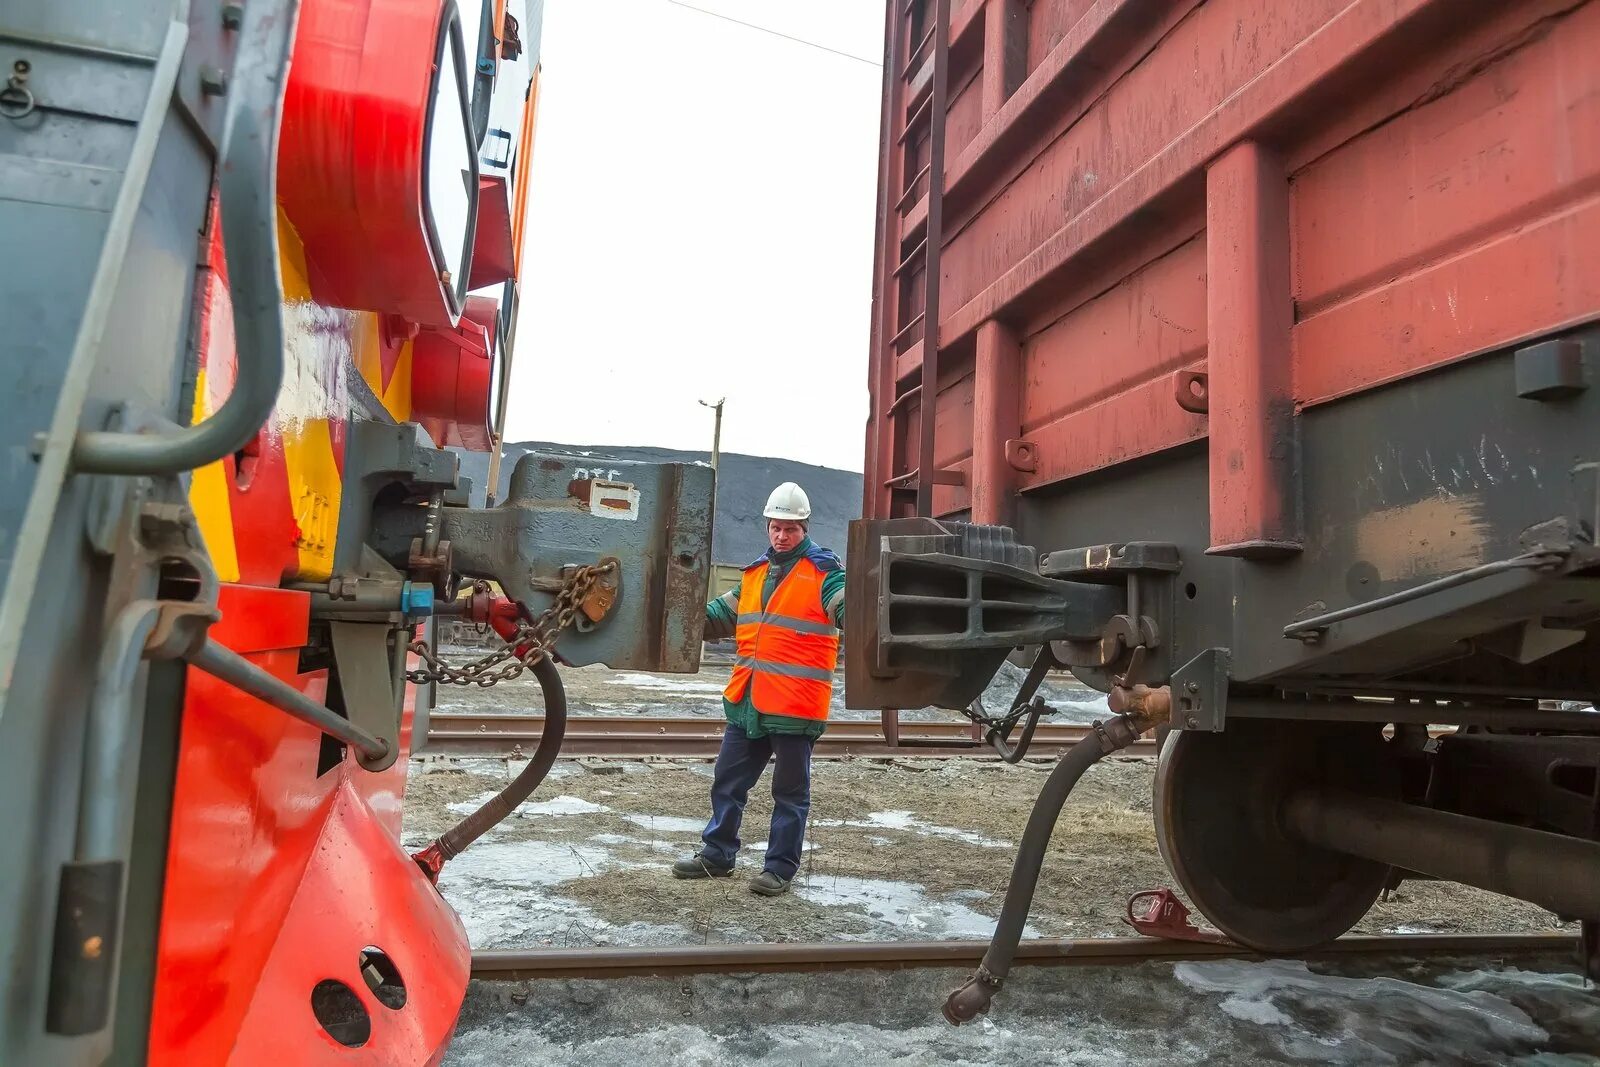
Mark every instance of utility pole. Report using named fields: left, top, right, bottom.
left=698, top=397, right=725, bottom=472
left=698, top=398, right=725, bottom=598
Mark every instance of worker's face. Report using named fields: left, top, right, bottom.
left=768, top=520, right=806, bottom=553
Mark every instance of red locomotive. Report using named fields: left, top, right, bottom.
left=1, top=1, right=710, bottom=1062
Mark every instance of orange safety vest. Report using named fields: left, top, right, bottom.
left=723, top=557, right=839, bottom=721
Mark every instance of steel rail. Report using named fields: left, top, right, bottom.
left=469, top=931, right=1577, bottom=980
left=422, top=714, right=1156, bottom=760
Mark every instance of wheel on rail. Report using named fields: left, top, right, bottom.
left=1154, top=718, right=1397, bottom=954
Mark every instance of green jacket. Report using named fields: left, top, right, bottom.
left=705, top=537, right=845, bottom=739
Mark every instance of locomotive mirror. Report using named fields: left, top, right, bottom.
left=425, top=3, right=481, bottom=318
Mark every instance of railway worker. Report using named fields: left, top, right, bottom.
left=672, top=482, right=845, bottom=896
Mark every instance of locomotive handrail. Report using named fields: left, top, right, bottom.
left=71, top=0, right=302, bottom=475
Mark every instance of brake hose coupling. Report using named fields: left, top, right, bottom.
left=1106, top=683, right=1172, bottom=736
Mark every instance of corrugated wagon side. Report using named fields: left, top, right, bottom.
left=851, top=0, right=1600, bottom=964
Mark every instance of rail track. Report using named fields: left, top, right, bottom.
left=422, top=713, right=1156, bottom=759
left=469, top=931, right=1578, bottom=980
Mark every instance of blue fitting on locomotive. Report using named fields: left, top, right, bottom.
left=401, top=582, right=435, bottom=617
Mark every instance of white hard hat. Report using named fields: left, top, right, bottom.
left=764, top=482, right=811, bottom=522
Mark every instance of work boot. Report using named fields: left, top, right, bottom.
left=749, top=871, right=790, bottom=897
left=672, top=853, right=733, bottom=879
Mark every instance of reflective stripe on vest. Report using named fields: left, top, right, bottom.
left=724, top=558, right=839, bottom=721
left=733, top=656, right=834, bottom=681
left=734, top=612, right=840, bottom=637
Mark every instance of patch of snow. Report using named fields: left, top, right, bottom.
left=502, top=758, right=582, bottom=780
left=435, top=839, right=683, bottom=950
left=749, top=840, right=815, bottom=854
left=1175, top=959, right=1549, bottom=1063
left=1219, top=996, right=1291, bottom=1026
left=445, top=790, right=501, bottom=817
left=814, top=810, right=1010, bottom=849
left=944, top=888, right=991, bottom=904
left=609, top=672, right=728, bottom=694
left=587, top=833, right=681, bottom=856
left=523, top=795, right=611, bottom=815
left=441, top=839, right=619, bottom=887
left=622, top=813, right=707, bottom=835
left=1056, top=698, right=1113, bottom=720
left=447, top=792, right=612, bottom=818
left=791, top=874, right=1017, bottom=940
left=1439, top=966, right=1594, bottom=997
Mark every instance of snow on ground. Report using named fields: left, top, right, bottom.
left=816, top=810, right=1012, bottom=849
left=410, top=739, right=1594, bottom=1063
left=621, top=813, right=707, bottom=834
left=1175, top=959, right=1552, bottom=1061
left=431, top=837, right=690, bottom=949
left=445, top=954, right=1600, bottom=1066
left=607, top=672, right=730, bottom=694
left=447, top=792, right=611, bottom=818
left=790, top=874, right=1021, bottom=941
left=406, top=753, right=1571, bottom=952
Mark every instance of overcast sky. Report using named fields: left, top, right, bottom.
left=502, top=0, right=884, bottom=472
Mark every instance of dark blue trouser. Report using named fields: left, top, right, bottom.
left=699, top=722, right=814, bottom=880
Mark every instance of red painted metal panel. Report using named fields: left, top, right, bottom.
left=413, top=296, right=496, bottom=451
left=1026, top=0, right=1096, bottom=76
left=1206, top=141, right=1299, bottom=557
left=971, top=320, right=1022, bottom=525
left=1292, top=3, right=1600, bottom=404
left=467, top=175, right=518, bottom=291
left=278, top=0, right=463, bottom=327
left=867, top=0, right=1597, bottom=513
left=931, top=368, right=976, bottom=472
left=938, top=0, right=1460, bottom=348
left=149, top=621, right=452, bottom=1063
left=944, top=65, right=985, bottom=158
left=228, top=782, right=469, bottom=1065
left=1293, top=4, right=1600, bottom=317
left=1021, top=369, right=1208, bottom=490
left=209, top=583, right=311, bottom=654
left=1018, top=236, right=1206, bottom=434
left=942, top=0, right=1197, bottom=245
left=939, top=0, right=1347, bottom=317
left=150, top=645, right=333, bottom=1061
left=1296, top=193, right=1600, bottom=408
left=981, top=0, right=1026, bottom=121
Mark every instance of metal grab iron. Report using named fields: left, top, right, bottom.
left=72, top=0, right=301, bottom=476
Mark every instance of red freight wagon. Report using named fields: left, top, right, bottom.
left=849, top=0, right=1600, bottom=971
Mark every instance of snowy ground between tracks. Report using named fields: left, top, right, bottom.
left=445, top=955, right=1600, bottom=1066
left=403, top=752, right=1568, bottom=950
left=415, top=662, right=1590, bottom=1063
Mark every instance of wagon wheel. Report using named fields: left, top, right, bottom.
left=1153, top=717, right=1398, bottom=953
